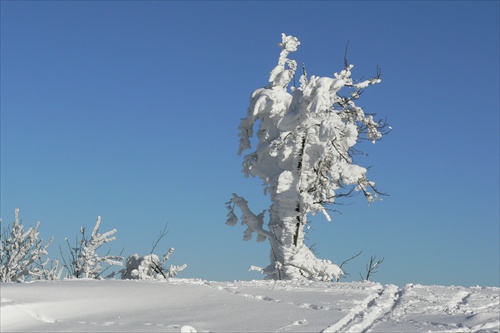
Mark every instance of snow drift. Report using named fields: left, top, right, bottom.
left=1, top=279, right=498, bottom=332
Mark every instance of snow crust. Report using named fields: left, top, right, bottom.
left=1, top=279, right=498, bottom=332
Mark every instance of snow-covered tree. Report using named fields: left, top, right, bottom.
left=226, top=34, right=389, bottom=281
left=0, top=208, right=56, bottom=282
left=61, top=216, right=123, bottom=279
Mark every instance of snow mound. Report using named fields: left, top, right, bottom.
left=1, top=279, right=498, bottom=332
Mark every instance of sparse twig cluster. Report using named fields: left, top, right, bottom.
left=337, top=250, right=385, bottom=282
left=361, top=255, right=385, bottom=281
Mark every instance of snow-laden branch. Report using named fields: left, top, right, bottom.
left=121, top=251, right=187, bottom=280
left=61, top=216, right=123, bottom=279
left=269, top=33, right=300, bottom=89
left=226, top=194, right=273, bottom=243
left=120, top=225, right=187, bottom=280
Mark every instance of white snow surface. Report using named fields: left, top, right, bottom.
left=1, top=279, right=498, bottom=332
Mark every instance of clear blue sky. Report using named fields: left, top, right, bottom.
left=1, top=1, right=498, bottom=287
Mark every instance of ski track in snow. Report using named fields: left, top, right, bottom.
left=209, top=282, right=413, bottom=332
left=321, top=284, right=401, bottom=333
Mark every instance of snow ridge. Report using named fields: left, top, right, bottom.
left=1, top=298, right=56, bottom=325
left=445, top=290, right=471, bottom=314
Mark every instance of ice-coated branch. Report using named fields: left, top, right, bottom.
left=269, top=34, right=300, bottom=89
left=226, top=194, right=272, bottom=243
left=31, top=258, right=63, bottom=281
left=237, top=34, right=298, bottom=158
left=79, top=216, right=122, bottom=278
left=61, top=216, right=123, bottom=279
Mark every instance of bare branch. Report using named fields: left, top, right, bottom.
left=340, top=250, right=363, bottom=269
left=151, top=223, right=169, bottom=254
left=344, top=41, right=350, bottom=69
left=363, top=255, right=384, bottom=281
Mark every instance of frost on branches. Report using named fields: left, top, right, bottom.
left=226, top=34, right=388, bottom=281
left=120, top=225, right=187, bottom=280
left=0, top=208, right=59, bottom=282
left=121, top=249, right=187, bottom=280
left=61, top=216, right=123, bottom=279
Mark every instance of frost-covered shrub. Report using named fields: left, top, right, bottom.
left=121, top=248, right=187, bottom=280
left=0, top=208, right=58, bottom=282
left=61, top=216, right=123, bottom=279
left=32, top=258, right=64, bottom=281
left=121, top=224, right=187, bottom=280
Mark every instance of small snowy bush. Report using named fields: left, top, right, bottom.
left=0, top=208, right=60, bottom=282
left=121, top=225, right=187, bottom=280
left=121, top=249, right=187, bottom=280
left=61, top=216, right=123, bottom=279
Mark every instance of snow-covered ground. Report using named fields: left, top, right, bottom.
left=1, top=278, right=498, bottom=332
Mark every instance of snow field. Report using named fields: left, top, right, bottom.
left=1, top=278, right=498, bottom=332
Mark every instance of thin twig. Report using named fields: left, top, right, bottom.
left=151, top=223, right=169, bottom=254
left=340, top=250, right=363, bottom=269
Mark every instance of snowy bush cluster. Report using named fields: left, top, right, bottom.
left=227, top=33, right=389, bottom=281
left=0, top=209, right=186, bottom=282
